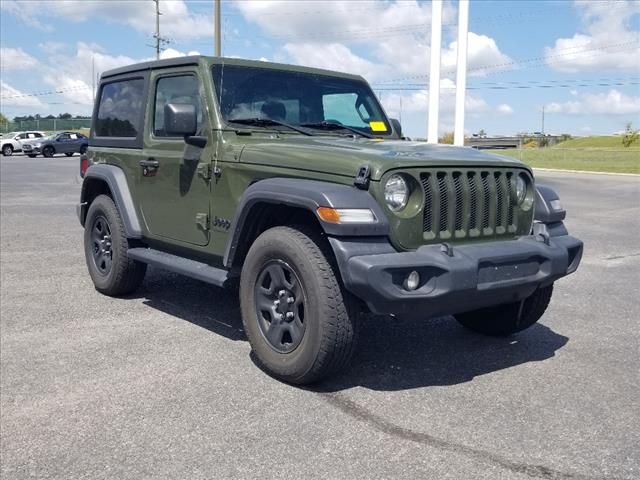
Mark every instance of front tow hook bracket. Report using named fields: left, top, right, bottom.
left=440, top=243, right=454, bottom=257
left=533, top=223, right=551, bottom=246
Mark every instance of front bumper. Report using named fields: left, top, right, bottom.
left=332, top=234, right=583, bottom=317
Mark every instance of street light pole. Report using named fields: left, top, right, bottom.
left=214, top=0, right=221, bottom=56
left=453, top=0, right=469, bottom=147
left=427, top=0, right=443, bottom=144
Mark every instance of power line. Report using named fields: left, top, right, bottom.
left=372, top=80, right=640, bottom=92
left=376, top=41, right=640, bottom=84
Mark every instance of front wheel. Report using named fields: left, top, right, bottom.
left=84, top=194, right=146, bottom=296
left=455, top=285, right=553, bottom=336
left=42, top=146, right=55, bottom=158
left=240, top=226, right=357, bottom=384
left=2, top=144, right=13, bottom=156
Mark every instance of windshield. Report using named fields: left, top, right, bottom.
left=212, top=64, right=391, bottom=136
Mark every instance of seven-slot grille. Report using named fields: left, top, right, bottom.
left=420, top=170, right=519, bottom=240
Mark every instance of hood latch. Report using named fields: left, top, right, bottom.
left=353, top=164, right=371, bottom=190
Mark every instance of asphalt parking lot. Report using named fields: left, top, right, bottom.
left=1, top=154, right=639, bottom=479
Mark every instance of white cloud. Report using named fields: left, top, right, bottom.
left=38, top=41, right=67, bottom=54
left=1, top=0, right=213, bottom=40
left=0, top=81, right=45, bottom=108
left=281, top=43, right=384, bottom=80
left=544, top=0, right=640, bottom=72
left=546, top=89, right=640, bottom=115
left=159, top=48, right=201, bottom=60
left=237, top=0, right=512, bottom=84
left=497, top=104, right=513, bottom=115
left=0, top=47, right=39, bottom=71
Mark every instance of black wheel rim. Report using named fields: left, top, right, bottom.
left=90, top=215, right=113, bottom=275
left=254, top=260, right=307, bottom=353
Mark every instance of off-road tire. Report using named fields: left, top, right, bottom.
left=455, top=285, right=553, bottom=336
left=42, top=146, right=55, bottom=158
left=240, top=226, right=357, bottom=384
left=65, top=152, right=74, bottom=157
left=2, top=144, right=13, bottom=156
left=84, top=194, right=146, bottom=296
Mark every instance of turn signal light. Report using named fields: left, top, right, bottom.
left=316, top=207, right=376, bottom=224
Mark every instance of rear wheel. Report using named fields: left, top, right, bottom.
left=84, top=194, right=146, bottom=296
left=240, top=226, right=357, bottom=384
left=455, top=285, right=553, bottom=336
left=42, top=146, right=55, bottom=158
left=2, top=144, right=13, bottom=156
left=65, top=152, right=74, bottom=157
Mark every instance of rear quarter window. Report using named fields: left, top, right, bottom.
left=95, top=78, right=145, bottom=138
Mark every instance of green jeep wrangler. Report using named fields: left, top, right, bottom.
left=78, top=56, right=583, bottom=384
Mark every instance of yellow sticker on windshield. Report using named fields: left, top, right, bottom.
left=369, top=121, right=387, bottom=132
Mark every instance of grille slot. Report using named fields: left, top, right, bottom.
left=420, top=169, right=521, bottom=240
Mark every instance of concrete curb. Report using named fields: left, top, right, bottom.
left=533, top=167, right=639, bottom=177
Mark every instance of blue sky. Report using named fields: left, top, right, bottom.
left=1, top=0, right=639, bottom=138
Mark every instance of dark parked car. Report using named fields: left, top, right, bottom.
left=22, top=132, right=88, bottom=158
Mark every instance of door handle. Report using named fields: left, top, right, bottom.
left=139, top=159, right=160, bottom=168
left=140, top=158, right=160, bottom=177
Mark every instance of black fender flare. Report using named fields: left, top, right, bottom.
left=534, top=184, right=566, bottom=224
left=223, top=177, right=389, bottom=267
left=79, top=164, right=142, bottom=238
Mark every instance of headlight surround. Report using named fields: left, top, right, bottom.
left=515, top=174, right=527, bottom=204
left=384, top=174, right=410, bottom=212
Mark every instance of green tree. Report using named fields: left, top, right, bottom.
left=622, top=122, right=639, bottom=148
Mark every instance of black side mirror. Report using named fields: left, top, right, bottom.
left=389, top=118, right=403, bottom=138
left=165, top=103, right=197, bottom=137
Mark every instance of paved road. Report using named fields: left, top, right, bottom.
left=1, top=156, right=639, bottom=480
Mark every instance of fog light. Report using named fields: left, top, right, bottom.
left=403, top=271, right=420, bottom=291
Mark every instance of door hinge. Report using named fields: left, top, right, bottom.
left=197, top=163, right=212, bottom=181
left=195, top=213, right=209, bottom=230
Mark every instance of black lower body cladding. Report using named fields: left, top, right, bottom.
left=331, top=234, right=583, bottom=318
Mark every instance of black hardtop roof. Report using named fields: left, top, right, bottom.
left=100, top=55, right=364, bottom=82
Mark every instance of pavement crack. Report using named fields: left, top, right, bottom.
left=604, top=252, right=640, bottom=261
left=320, top=392, right=606, bottom=480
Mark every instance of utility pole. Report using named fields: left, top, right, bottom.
left=149, top=0, right=170, bottom=59
left=427, top=0, right=443, bottom=144
left=453, top=0, right=469, bottom=147
left=91, top=55, right=96, bottom=100
left=541, top=105, right=545, bottom=135
left=214, top=0, right=221, bottom=56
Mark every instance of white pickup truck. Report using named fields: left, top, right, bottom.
left=1, top=131, right=47, bottom=156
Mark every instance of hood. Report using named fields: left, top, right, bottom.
left=237, top=135, right=529, bottom=181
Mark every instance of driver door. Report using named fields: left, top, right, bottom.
left=137, top=68, right=212, bottom=247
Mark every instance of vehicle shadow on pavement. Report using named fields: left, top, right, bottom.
left=133, top=268, right=246, bottom=342
left=135, top=268, right=568, bottom=391
left=317, top=315, right=568, bottom=392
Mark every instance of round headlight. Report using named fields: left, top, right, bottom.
left=384, top=174, right=409, bottom=211
left=515, top=174, right=527, bottom=204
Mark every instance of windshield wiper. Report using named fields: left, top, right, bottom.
left=300, top=121, right=374, bottom=139
left=227, top=118, right=313, bottom=136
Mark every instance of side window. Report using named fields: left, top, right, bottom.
left=18, top=133, right=27, bottom=139
left=153, top=75, right=202, bottom=137
left=95, top=78, right=145, bottom=137
left=69, top=134, right=78, bottom=140
left=27, top=133, right=36, bottom=139
left=322, top=93, right=368, bottom=128
left=34, top=133, right=43, bottom=138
